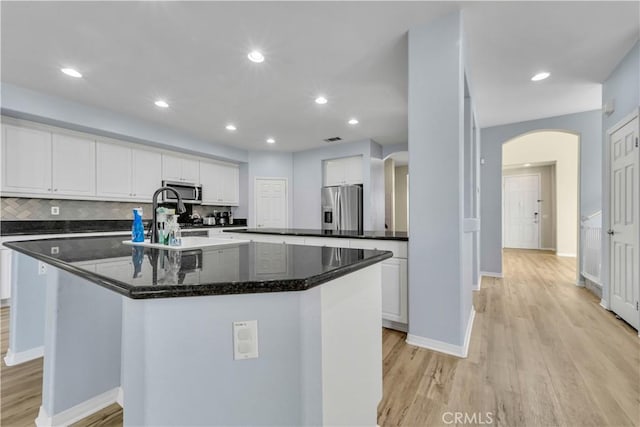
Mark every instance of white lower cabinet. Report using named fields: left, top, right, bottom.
left=381, top=258, right=408, bottom=323
left=232, top=233, right=408, bottom=329
left=0, top=249, right=12, bottom=301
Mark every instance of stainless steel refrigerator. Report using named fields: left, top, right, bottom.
left=321, top=185, right=363, bottom=232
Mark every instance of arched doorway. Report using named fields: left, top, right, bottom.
left=501, top=130, right=581, bottom=279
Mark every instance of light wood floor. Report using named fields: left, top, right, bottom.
left=2, top=249, right=638, bottom=426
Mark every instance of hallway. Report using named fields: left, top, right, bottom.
left=378, top=249, right=639, bottom=426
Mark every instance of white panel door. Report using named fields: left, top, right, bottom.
left=381, top=258, right=408, bottom=323
left=503, top=174, right=540, bottom=249
left=51, top=133, right=96, bottom=196
left=609, top=116, right=639, bottom=329
left=162, top=154, right=183, bottom=182
left=255, top=178, right=287, bottom=228
left=132, top=148, right=162, bottom=199
left=1, top=125, right=52, bottom=194
left=96, top=142, right=133, bottom=198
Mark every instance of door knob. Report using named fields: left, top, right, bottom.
left=607, top=229, right=615, bottom=236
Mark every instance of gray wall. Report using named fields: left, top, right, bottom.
left=480, top=109, right=602, bottom=274
left=1, top=83, right=247, bottom=163
left=408, top=11, right=469, bottom=346
left=601, top=40, right=639, bottom=304
left=246, top=151, right=294, bottom=228
left=382, top=143, right=408, bottom=159
left=503, top=165, right=556, bottom=250
left=292, top=139, right=383, bottom=230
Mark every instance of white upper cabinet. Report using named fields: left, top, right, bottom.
left=324, top=155, right=363, bottom=186
left=97, top=143, right=163, bottom=200
left=162, top=154, right=200, bottom=184
left=1, top=125, right=52, bottom=194
left=52, top=134, right=96, bottom=196
left=132, top=149, right=162, bottom=199
left=96, top=142, right=133, bottom=198
left=199, top=160, right=239, bottom=205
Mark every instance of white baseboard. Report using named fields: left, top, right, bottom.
left=600, top=299, right=610, bottom=310
left=116, top=387, right=124, bottom=407
left=540, top=247, right=556, bottom=251
left=406, top=308, right=476, bottom=358
left=4, top=346, right=44, bottom=366
left=556, top=253, right=577, bottom=257
left=474, top=275, right=482, bottom=291
left=575, top=279, right=585, bottom=287
left=382, top=319, right=408, bottom=333
left=480, top=271, right=503, bottom=278
left=35, top=387, right=121, bottom=427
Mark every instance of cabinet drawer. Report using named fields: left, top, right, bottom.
left=348, top=239, right=407, bottom=258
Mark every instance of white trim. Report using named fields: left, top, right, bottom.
left=116, top=387, right=124, bottom=407
left=600, top=299, right=610, bottom=310
left=575, top=279, right=585, bottom=287
left=583, top=272, right=601, bottom=286
left=480, top=271, right=503, bottom=278
left=540, top=247, right=557, bottom=251
left=406, top=308, right=476, bottom=358
left=3, top=346, right=44, bottom=366
left=556, top=252, right=577, bottom=257
left=382, top=319, right=408, bottom=333
left=253, top=176, right=289, bottom=228
left=474, top=274, right=482, bottom=291
left=35, top=387, right=121, bottom=427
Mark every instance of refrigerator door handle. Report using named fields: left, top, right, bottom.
left=336, top=191, right=341, bottom=231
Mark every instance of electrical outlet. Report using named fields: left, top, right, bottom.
left=51, top=206, right=59, bottom=216
left=51, top=247, right=59, bottom=255
left=233, top=320, right=258, bottom=360
left=38, top=261, right=47, bottom=275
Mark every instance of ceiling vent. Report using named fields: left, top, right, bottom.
left=323, top=136, right=342, bottom=143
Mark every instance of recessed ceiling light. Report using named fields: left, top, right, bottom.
left=348, top=118, right=359, bottom=125
left=266, top=137, right=275, bottom=144
left=524, top=163, right=532, bottom=167
left=315, top=96, right=328, bottom=105
left=225, top=124, right=237, bottom=131
left=248, top=50, right=265, bottom=63
left=61, top=68, right=82, bottom=78
left=531, top=72, right=550, bottom=81
left=154, top=100, right=169, bottom=108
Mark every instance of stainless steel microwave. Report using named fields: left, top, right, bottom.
left=162, top=180, right=203, bottom=204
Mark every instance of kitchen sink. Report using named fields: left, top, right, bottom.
left=123, top=236, right=249, bottom=250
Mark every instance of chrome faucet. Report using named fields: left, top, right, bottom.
left=150, top=187, right=186, bottom=243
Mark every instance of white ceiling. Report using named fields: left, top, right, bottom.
left=1, top=2, right=638, bottom=152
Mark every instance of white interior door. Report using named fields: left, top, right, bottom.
left=503, top=174, right=540, bottom=249
left=255, top=178, right=287, bottom=228
left=609, top=116, right=639, bottom=329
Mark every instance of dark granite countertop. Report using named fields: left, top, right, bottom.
left=229, top=228, right=409, bottom=241
left=0, top=219, right=247, bottom=236
left=4, top=235, right=391, bottom=299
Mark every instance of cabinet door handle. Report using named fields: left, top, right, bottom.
left=54, top=189, right=58, bottom=192
left=47, top=188, right=52, bottom=191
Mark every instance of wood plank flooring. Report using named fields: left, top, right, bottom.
left=2, top=249, right=638, bottom=426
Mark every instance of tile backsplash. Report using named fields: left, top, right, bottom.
left=0, top=197, right=231, bottom=221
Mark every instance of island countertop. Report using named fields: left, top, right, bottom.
left=3, top=235, right=392, bottom=299
left=229, top=228, right=409, bottom=241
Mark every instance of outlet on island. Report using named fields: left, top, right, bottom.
left=233, top=320, right=259, bottom=360
left=51, top=206, right=59, bottom=215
